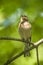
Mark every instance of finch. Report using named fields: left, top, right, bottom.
left=18, top=15, right=32, bottom=57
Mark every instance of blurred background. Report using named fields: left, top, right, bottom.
left=0, top=0, right=43, bottom=65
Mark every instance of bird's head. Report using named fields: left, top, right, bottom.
left=20, top=15, right=28, bottom=23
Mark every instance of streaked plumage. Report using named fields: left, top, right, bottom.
left=18, top=15, right=32, bottom=57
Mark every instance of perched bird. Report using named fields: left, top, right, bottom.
left=18, top=15, right=32, bottom=57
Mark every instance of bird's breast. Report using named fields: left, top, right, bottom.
left=21, top=22, right=31, bottom=30
left=19, top=22, right=32, bottom=40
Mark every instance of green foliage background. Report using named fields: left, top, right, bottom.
left=0, top=0, right=43, bottom=65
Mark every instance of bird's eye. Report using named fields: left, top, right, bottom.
left=21, top=21, right=24, bottom=24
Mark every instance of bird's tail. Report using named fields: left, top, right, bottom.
left=24, top=42, right=30, bottom=57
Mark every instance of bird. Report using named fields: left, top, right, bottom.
left=18, top=15, right=32, bottom=57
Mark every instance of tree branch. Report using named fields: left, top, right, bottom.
left=3, top=38, right=43, bottom=65
left=0, top=37, right=23, bottom=42
left=4, top=45, right=34, bottom=65
left=36, top=47, right=39, bottom=65
left=34, top=39, right=43, bottom=46
left=0, top=37, right=34, bottom=46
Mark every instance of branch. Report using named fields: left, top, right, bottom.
left=36, top=47, right=39, bottom=65
left=0, top=37, right=23, bottom=42
left=34, top=39, right=43, bottom=46
left=4, top=45, right=34, bottom=65
left=4, top=38, right=43, bottom=65
left=0, top=37, right=34, bottom=46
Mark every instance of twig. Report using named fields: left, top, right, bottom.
left=0, top=37, right=34, bottom=46
left=0, top=37, right=23, bottom=42
left=36, top=47, right=39, bottom=65
left=3, top=38, right=43, bottom=65
left=34, top=39, right=43, bottom=46
left=4, top=45, right=34, bottom=65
